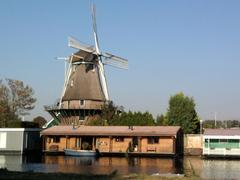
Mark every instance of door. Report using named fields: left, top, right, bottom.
left=132, top=137, right=138, bottom=152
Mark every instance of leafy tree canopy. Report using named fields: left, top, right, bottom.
left=33, top=116, right=47, bottom=128
left=156, top=114, right=166, bottom=125
left=84, top=93, right=201, bottom=134
left=86, top=101, right=155, bottom=126
left=165, top=92, right=200, bottom=134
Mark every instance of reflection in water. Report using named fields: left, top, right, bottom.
left=0, top=155, right=183, bottom=175
left=186, top=156, right=240, bottom=180
left=1, top=155, right=240, bottom=178
left=43, top=156, right=183, bottom=175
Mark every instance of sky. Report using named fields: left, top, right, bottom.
left=1, top=0, right=240, bottom=121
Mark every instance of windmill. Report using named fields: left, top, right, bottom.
left=45, top=3, right=128, bottom=125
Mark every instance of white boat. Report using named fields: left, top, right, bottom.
left=64, top=149, right=98, bottom=156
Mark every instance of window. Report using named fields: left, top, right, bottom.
left=80, top=100, right=84, bottom=106
left=219, top=139, right=227, bottom=143
left=53, top=137, right=60, bottom=143
left=89, top=64, right=94, bottom=70
left=79, top=111, right=85, bottom=120
left=204, top=139, right=209, bottom=148
left=228, top=139, right=239, bottom=149
left=75, top=137, right=81, bottom=148
left=147, top=137, right=159, bottom=144
left=229, top=139, right=239, bottom=143
left=210, top=139, right=219, bottom=143
left=115, top=137, right=124, bottom=142
left=88, top=64, right=95, bottom=72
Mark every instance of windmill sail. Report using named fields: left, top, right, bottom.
left=97, top=61, right=109, bottom=101
left=92, top=3, right=101, bottom=55
left=102, top=52, right=128, bottom=69
left=68, top=36, right=95, bottom=54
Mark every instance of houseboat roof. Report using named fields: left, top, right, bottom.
left=41, top=125, right=181, bottom=137
left=204, top=128, right=240, bottom=136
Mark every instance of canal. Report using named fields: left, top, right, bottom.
left=0, top=155, right=240, bottom=179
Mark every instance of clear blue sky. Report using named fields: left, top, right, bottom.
left=1, top=0, right=240, bottom=121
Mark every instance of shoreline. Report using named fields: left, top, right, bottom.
left=0, top=168, right=117, bottom=180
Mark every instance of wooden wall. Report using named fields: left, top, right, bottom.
left=111, top=137, right=132, bottom=152
left=140, top=137, right=174, bottom=153
left=45, top=136, right=66, bottom=151
left=96, top=137, right=110, bottom=152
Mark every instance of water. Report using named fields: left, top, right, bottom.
left=186, top=156, right=240, bottom=180
left=0, top=155, right=183, bottom=175
left=1, top=155, right=240, bottom=179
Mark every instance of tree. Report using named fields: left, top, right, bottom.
left=165, top=92, right=200, bottom=134
left=108, top=110, right=155, bottom=126
left=0, top=100, right=19, bottom=127
left=0, top=79, right=36, bottom=127
left=156, top=114, right=166, bottom=125
left=0, top=80, right=19, bottom=127
left=6, top=79, right=36, bottom=116
left=101, top=101, right=119, bottom=123
left=86, top=101, right=120, bottom=126
left=203, top=120, right=215, bottom=129
left=33, top=116, right=47, bottom=128
left=86, top=100, right=156, bottom=126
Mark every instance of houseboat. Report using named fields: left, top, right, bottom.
left=203, top=128, right=240, bottom=157
left=41, top=125, right=183, bottom=157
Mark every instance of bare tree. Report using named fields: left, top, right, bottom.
left=0, top=80, right=9, bottom=102
left=5, top=79, right=37, bottom=116
left=0, top=80, right=19, bottom=127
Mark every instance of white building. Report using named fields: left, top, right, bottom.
left=0, top=128, right=41, bottom=154
left=203, top=129, right=240, bottom=157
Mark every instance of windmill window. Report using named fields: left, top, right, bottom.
left=80, top=100, right=84, bottom=106
left=70, top=80, right=74, bottom=87
left=90, top=64, right=95, bottom=71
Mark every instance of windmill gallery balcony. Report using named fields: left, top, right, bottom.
left=44, top=99, right=104, bottom=111
left=44, top=100, right=104, bottom=125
